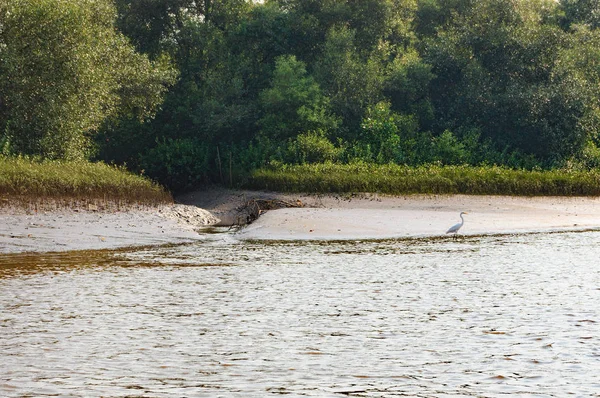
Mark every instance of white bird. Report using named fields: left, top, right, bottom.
left=446, top=212, right=468, bottom=235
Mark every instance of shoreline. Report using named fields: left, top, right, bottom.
left=3, top=188, right=600, bottom=253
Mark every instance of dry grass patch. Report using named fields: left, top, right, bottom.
left=248, top=163, right=600, bottom=196
left=0, top=157, right=172, bottom=209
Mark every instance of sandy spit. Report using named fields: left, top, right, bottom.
left=3, top=188, right=600, bottom=253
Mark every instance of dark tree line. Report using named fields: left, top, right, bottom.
left=3, top=0, right=600, bottom=191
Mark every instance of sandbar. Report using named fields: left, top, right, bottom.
left=178, top=188, right=600, bottom=239
left=235, top=194, right=600, bottom=240
left=2, top=188, right=600, bottom=253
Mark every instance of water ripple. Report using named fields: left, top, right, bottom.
left=1, top=231, right=600, bottom=396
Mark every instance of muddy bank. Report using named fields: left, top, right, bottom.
left=176, top=187, right=311, bottom=226
left=0, top=204, right=218, bottom=254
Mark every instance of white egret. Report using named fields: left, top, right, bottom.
left=446, top=212, right=468, bottom=235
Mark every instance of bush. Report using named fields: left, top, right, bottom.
left=139, top=139, right=210, bottom=192
left=430, top=130, right=469, bottom=165
left=287, top=130, right=342, bottom=164
left=358, top=101, right=419, bottom=163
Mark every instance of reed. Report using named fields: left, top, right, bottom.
left=0, top=157, right=172, bottom=208
left=247, top=163, right=600, bottom=196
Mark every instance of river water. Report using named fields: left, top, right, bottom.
left=1, top=231, right=600, bottom=397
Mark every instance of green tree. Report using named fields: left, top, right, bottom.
left=384, top=48, right=435, bottom=130
left=258, top=55, right=339, bottom=141
left=0, top=0, right=176, bottom=160
left=273, top=0, right=416, bottom=56
left=423, top=0, right=589, bottom=160
left=554, top=26, right=600, bottom=145
left=359, top=101, right=407, bottom=163
left=414, top=0, right=475, bottom=37
left=114, top=0, right=252, bottom=56
left=99, top=0, right=258, bottom=168
left=559, top=0, right=600, bottom=30
left=314, top=25, right=387, bottom=136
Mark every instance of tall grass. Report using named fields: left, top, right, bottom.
left=0, top=156, right=172, bottom=207
left=248, top=162, right=600, bottom=196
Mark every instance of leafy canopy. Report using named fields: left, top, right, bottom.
left=0, top=0, right=177, bottom=160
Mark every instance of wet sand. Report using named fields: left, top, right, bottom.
left=0, top=204, right=218, bottom=254
left=236, top=194, right=600, bottom=240
left=179, top=188, right=600, bottom=240
left=2, top=188, right=600, bottom=253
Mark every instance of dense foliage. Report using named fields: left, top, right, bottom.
left=3, top=0, right=600, bottom=192
left=0, top=0, right=177, bottom=160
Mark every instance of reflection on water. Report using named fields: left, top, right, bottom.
left=2, top=232, right=600, bottom=397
